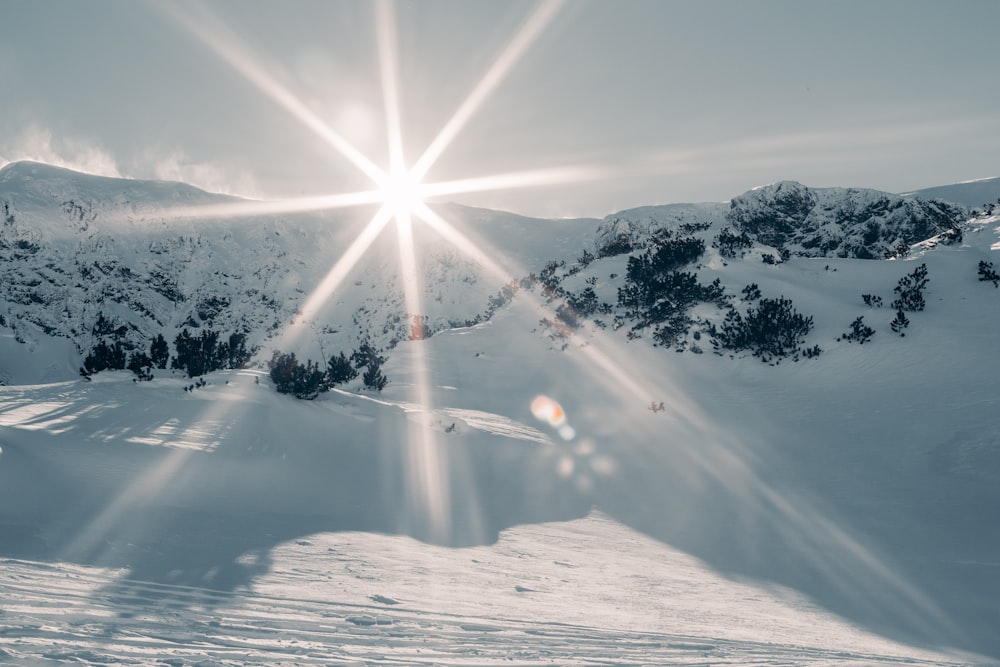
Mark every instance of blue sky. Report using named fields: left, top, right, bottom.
left=1, top=0, right=997, bottom=218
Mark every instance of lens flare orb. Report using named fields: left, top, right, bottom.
left=531, top=395, right=565, bottom=426
left=531, top=395, right=575, bottom=441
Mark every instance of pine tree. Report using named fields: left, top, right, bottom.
left=268, top=350, right=327, bottom=399
left=196, top=330, right=221, bottom=377
left=107, top=340, right=126, bottom=370
left=841, top=316, right=875, bottom=344
left=891, top=264, right=929, bottom=312
left=227, top=332, right=253, bottom=368
left=351, top=341, right=382, bottom=369
left=150, top=333, right=169, bottom=369
left=172, top=329, right=196, bottom=373
left=293, top=359, right=327, bottom=400
left=362, top=357, right=388, bottom=391
left=82, top=340, right=127, bottom=376
left=326, top=351, right=358, bottom=385
left=127, top=351, right=154, bottom=381
left=170, top=328, right=250, bottom=377
left=890, top=309, right=910, bottom=335
left=268, top=350, right=300, bottom=394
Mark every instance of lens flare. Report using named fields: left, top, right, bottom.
left=531, top=395, right=565, bottom=426
left=531, top=395, right=576, bottom=441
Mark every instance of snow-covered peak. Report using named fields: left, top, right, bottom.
left=0, top=160, right=234, bottom=210
left=726, top=182, right=967, bottom=258
left=593, top=181, right=968, bottom=261
left=593, top=202, right=729, bottom=256
left=734, top=180, right=818, bottom=220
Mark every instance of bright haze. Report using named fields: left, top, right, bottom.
left=1, top=0, right=998, bottom=218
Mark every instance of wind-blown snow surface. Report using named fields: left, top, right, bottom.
left=902, top=177, right=1000, bottom=209
left=2, top=163, right=1000, bottom=664
left=0, top=370, right=993, bottom=666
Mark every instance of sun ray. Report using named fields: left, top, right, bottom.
left=416, top=165, right=608, bottom=201
left=375, top=0, right=406, bottom=176
left=393, top=211, right=455, bottom=543
left=130, top=190, right=385, bottom=224
left=409, top=0, right=566, bottom=183
left=411, top=201, right=953, bottom=630
left=394, top=214, right=424, bottom=342
left=413, top=202, right=657, bottom=404
left=157, top=2, right=386, bottom=185
left=61, top=448, right=196, bottom=563
left=137, top=163, right=603, bottom=226
left=295, top=204, right=395, bottom=324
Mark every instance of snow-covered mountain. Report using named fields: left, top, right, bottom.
left=596, top=180, right=966, bottom=260
left=0, top=160, right=599, bottom=383
left=0, top=162, right=975, bottom=384
left=2, top=162, right=1000, bottom=664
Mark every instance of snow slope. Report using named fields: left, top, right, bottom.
left=902, top=176, right=1000, bottom=209
left=1, top=365, right=995, bottom=665
left=2, top=165, right=1000, bottom=664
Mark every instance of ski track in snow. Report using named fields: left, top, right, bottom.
left=0, top=546, right=982, bottom=667
left=0, top=498, right=986, bottom=667
left=330, top=386, right=554, bottom=445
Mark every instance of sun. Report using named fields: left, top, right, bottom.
left=378, top=167, right=425, bottom=221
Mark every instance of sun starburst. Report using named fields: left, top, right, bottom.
left=378, top=167, right=424, bottom=221
left=143, top=0, right=592, bottom=546
left=50, top=5, right=961, bottom=636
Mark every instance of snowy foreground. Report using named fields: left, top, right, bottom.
left=1, top=358, right=997, bottom=666
left=0, top=513, right=981, bottom=667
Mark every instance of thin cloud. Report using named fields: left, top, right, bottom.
left=0, top=124, right=121, bottom=177
left=642, top=114, right=1000, bottom=178
left=144, top=150, right=260, bottom=197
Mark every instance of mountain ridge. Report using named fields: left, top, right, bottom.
left=0, top=160, right=993, bottom=385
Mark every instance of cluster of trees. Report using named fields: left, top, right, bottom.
left=712, top=227, right=753, bottom=259
left=891, top=263, right=929, bottom=312
left=862, top=293, right=883, bottom=308
left=616, top=234, right=725, bottom=347
left=972, top=198, right=1000, bottom=218
left=81, top=339, right=131, bottom=378
left=710, top=296, right=817, bottom=362
left=268, top=341, right=388, bottom=400
left=978, top=260, right=999, bottom=287
left=839, top=316, right=875, bottom=344
left=853, top=265, right=931, bottom=341
left=172, top=329, right=252, bottom=377
left=81, top=326, right=253, bottom=380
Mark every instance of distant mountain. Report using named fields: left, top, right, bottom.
left=0, top=162, right=988, bottom=384
left=901, top=176, right=1000, bottom=209
left=0, top=160, right=598, bottom=383
left=596, top=180, right=967, bottom=260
